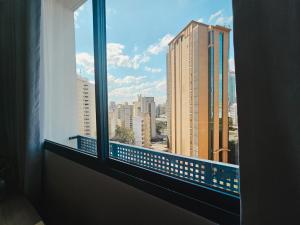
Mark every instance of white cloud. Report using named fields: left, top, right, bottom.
left=197, top=18, right=204, bottom=23
left=229, top=58, right=235, bottom=73
left=108, top=74, right=146, bottom=85
left=147, top=34, right=174, bottom=55
left=209, top=10, right=223, bottom=23
left=155, top=80, right=166, bottom=90
left=76, top=52, right=94, bottom=76
left=108, top=79, right=166, bottom=104
left=107, top=33, right=174, bottom=70
left=209, top=10, right=233, bottom=27
left=144, top=66, right=162, bottom=73
left=107, top=43, right=150, bottom=69
left=215, top=15, right=233, bottom=26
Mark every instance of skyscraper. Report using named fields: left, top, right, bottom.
left=167, top=21, right=230, bottom=162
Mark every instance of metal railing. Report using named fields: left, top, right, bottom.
left=69, top=135, right=240, bottom=195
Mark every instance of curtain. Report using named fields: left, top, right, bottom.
left=0, top=0, right=42, bottom=206
left=233, top=0, right=300, bottom=224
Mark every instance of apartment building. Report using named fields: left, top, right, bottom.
left=133, top=113, right=151, bottom=148
left=108, top=102, right=118, bottom=139
left=167, top=21, right=230, bottom=162
left=133, top=95, right=156, bottom=138
left=117, top=102, right=133, bottom=130
left=77, top=76, right=96, bottom=138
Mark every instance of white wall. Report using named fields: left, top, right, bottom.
left=42, top=0, right=86, bottom=145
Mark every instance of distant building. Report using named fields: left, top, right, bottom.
left=77, top=76, right=96, bottom=138
left=133, top=113, right=151, bottom=148
left=133, top=95, right=156, bottom=138
left=108, top=101, right=118, bottom=139
left=156, top=103, right=166, bottom=117
left=167, top=21, right=230, bottom=162
left=229, top=103, right=238, bottom=127
left=228, top=72, right=237, bottom=105
left=117, top=102, right=133, bottom=130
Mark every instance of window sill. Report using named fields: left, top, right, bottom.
left=44, top=140, right=240, bottom=225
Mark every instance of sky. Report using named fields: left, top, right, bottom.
left=74, top=0, right=235, bottom=104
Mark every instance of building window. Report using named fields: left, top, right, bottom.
left=44, top=0, right=240, bottom=201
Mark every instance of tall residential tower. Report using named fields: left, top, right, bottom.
left=167, top=21, right=230, bottom=162
left=77, top=76, right=97, bottom=138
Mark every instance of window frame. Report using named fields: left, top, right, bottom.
left=45, top=0, right=240, bottom=224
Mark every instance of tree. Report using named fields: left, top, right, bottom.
left=156, top=120, right=167, bottom=135
left=228, top=117, right=237, bottom=131
left=112, top=125, right=135, bottom=144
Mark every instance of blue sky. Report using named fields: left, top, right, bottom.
left=75, top=0, right=235, bottom=104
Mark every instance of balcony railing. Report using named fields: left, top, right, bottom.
left=69, top=135, right=240, bottom=195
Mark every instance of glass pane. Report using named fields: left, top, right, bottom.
left=43, top=0, right=97, bottom=155
left=105, top=0, right=239, bottom=194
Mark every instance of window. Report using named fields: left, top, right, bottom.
left=105, top=0, right=239, bottom=195
left=44, top=0, right=240, bottom=221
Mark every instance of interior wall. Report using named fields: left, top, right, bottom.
left=43, top=150, right=217, bottom=225
left=42, top=0, right=84, bottom=145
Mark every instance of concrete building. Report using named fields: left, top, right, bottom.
left=133, top=95, right=156, bottom=138
left=228, top=72, right=237, bottom=105
left=229, top=103, right=238, bottom=127
left=77, top=76, right=97, bottom=138
left=117, top=102, right=133, bottom=130
left=108, top=102, right=118, bottom=139
left=167, top=21, right=230, bottom=162
left=133, top=113, right=151, bottom=148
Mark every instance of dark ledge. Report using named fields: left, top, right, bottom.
left=44, top=140, right=240, bottom=225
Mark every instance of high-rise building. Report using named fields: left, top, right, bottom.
left=108, top=101, right=118, bottom=139
left=77, top=76, right=96, bottom=138
left=133, top=95, right=156, bottom=138
left=117, top=102, right=133, bottom=130
left=133, top=113, right=151, bottom=148
left=167, top=21, right=230, bottom=162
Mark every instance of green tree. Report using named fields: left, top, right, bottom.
left=228, top=117, right=237, bottom=131
left=156, top=120, right=167, bottom=135
left=112, top=125, right=135, bottom=144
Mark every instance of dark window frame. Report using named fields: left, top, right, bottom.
left=45, top=0, right=240, bottom=224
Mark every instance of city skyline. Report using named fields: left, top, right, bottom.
left=74, top=1, right=238, bottom=164
left=74, top=0, right=235, bottom=104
